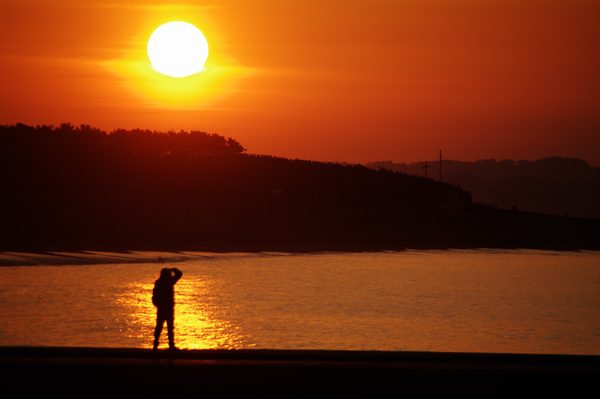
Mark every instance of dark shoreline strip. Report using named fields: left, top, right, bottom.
left=2, top=347, right=599, bottom=398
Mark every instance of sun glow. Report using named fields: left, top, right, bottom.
left=147, top=21, right=209, bottom=78
left=106, top=5, right=253, bottom=109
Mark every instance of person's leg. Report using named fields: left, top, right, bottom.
left=167, top=311, right=175, bottom=349
left=154, top=311, right=165, bottom=349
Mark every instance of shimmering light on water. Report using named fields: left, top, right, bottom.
left=1, top=250, right=599, bottom=354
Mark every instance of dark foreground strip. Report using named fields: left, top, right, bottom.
left=1, top=347, right=598, bottom=398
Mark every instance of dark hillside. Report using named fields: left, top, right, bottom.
left=1, top=124, right=597, bottom=251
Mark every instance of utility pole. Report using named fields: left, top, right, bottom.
left=439, top=150, right=443, bottom=183
left=439, top=149, right=444, bottom=208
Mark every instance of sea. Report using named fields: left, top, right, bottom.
left=0, top=249, right=599, bottom=355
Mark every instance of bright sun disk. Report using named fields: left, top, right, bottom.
left=147, top=21, right=209, bottom=78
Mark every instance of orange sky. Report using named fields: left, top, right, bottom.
left=1, top=0, right=599, bottom=164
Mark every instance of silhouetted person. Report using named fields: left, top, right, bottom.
left=152, top=267, right=183, bottom=350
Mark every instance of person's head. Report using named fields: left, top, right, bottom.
left=160, top=268, right=171, bottom=279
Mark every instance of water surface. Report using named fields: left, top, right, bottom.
left=1, top=250, right=598, bottom=354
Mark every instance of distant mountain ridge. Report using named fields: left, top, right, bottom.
left=369, top=157, right=600, bottom=219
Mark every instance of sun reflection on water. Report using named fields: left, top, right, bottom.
left=115, top=274, right=250, bottom=349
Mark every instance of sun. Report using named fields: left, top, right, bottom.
left=147, top=21, right=209, bottom=78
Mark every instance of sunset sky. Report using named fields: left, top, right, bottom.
left=1, top=0, right=599, bottom=164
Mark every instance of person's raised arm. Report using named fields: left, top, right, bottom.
left=171, top=268, right=183, bottom=283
